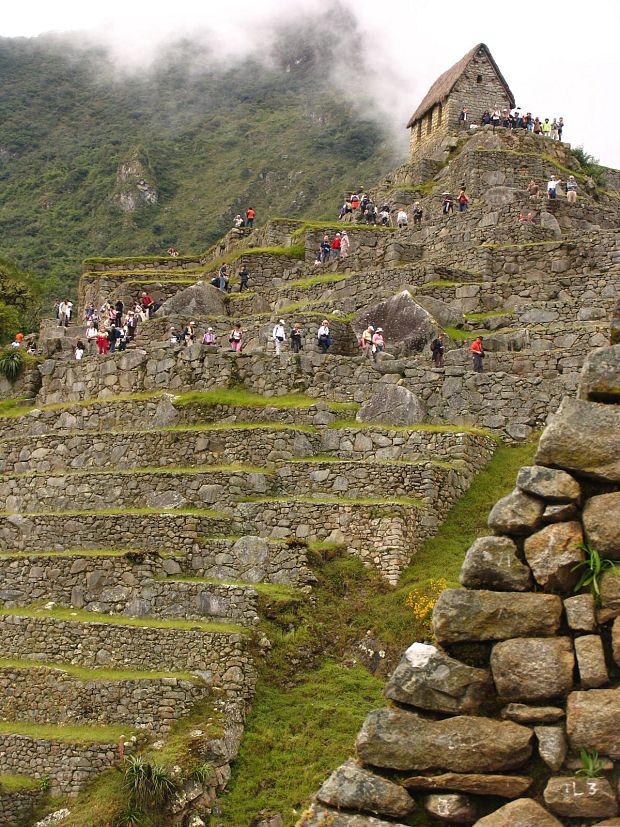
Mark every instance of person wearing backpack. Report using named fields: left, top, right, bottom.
left=470, top=336, right=484, bottom=373
left=430, top=333, right=445, bottom=368
left=272, top=319, right=286, bottom=356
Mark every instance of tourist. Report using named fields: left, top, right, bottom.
left=84, top=302, right=95, bottom=322
left=350, top=193, right=360, bottom=211
left=533, top=118, right=542, bottom=135
left=167, top=246, right=179, bottom=256
left=202, top=327, right=217, bottom=346
left=361, top=325, right=374, bottom=359
left=340, top=231, right=350, bottom=258
left=126, top=311, right=138, bottom=340
left=26, top=341, right=37, bottom=355
left=372, top=327, right=385, bottom=355
left=218, top=264, right=229, bottom=292
left=547, top=175, right=560, bottom=200
left=541, top=118, right=551, bottom=138
left=551, top=119, right=559, bottom=140
left=566, top=175, right=578, bottom=204
left=364, top=201, right=377, bottom=225
left=141, top=292, right=153, bottom=317
left=290, top=323, right=303, bottom=353
left=459, top=106, right=469, bottom=129
left=491, top=109, right=501, bottom=129
left=317, top=320, right=332, bottom=354
left=558, top=117, right=564, bottom=141
left=457, top=189, right=470, bottom=212
left=442, top=193, right=454, bottom=215
left=430, top=333, right=445, bottom=368
left=320, top=235, right=331, bottom=264
left=233, top=215, right=244, bottom=229
left=75, top=339, right=86, bottom=361
left=272, top=319, right=286, bottom=355
left=396, top=208, right=408, bottom=230
left=170, top=326, right=178, bottom=344
left=229, top=323, right=243, bottom=353
left=183, top=321, right=195, bottom=346
left=412, top=202, right=423, bottom=225
left=330, top=233, right=342, bottom=259
left=238, top=264, right=250, bottom=292
left=470, top=336, right=484, bottom=373
left=245, top=207, right=255, bottom=228
left=86, top=321, right=98, bottom=354
left=114, top=300, right=124, bottom=327
left=527, top=179, right=539, bottom=200
left=379, top=204, right=391, bottom=226
left=58, top=298, right=71, bottom=328
left=96, top=326, right=109, bottom=355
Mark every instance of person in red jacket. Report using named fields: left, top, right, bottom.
left=470, top=336, right=484, bottom=373
left=245, top=207, right=255, bottom=228
left=330, top=233, right=342, bottom=259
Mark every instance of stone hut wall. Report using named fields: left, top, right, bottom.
left=0, top=786, right=42, bottom=826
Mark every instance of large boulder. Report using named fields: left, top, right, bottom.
left=473, top=798, right=563, bottom=826
left=356, top=708, right=532, bottom=772
left=316, top=760, right=415, bottom=818
left=433, top=590, right=562, bottom=644
left=543, top=777, right=618, bottom=819
left=566, top=688, right=620, bottom=758
left=516, top=466, right=581, bottom=504
left=535, top=398, right=620, bottom=482
left=352, top=291, right=437, bottom=356
left=490, top=638, right=574, bottom=702
left=356, top=385, right=425, bottom=426
left=414, top=295, right=464, bottom=329
left=156, top=282, right=226, bottom=318
left=611, top=296, right=620, bottom=345
left=459, top=536, right=532, bottom=591
left=583, top=493, right=620, bottom=558
left=577, top=344, right=620, bottom=403
left=384, top=642, right=492, bottom=714
left=523, top=521, right=584, bottom=592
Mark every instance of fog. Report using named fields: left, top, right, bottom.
left=3, top=0, right=620, bottom=167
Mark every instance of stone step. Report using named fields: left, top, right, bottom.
left=0, top=457, right=478, bottom=512
left=0, top=423, right=489, bottom=472
left=0, top=660, right=209, bottom=735
left=0, top=551, right=263, bottom=626
left=0, top=725, right=129, bottom=796
left=0, top=509, right=233, bottom=553
left=0, top=609, right=253, bottom=686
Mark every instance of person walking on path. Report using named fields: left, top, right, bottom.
left=290, top=323, right=303, bottom=353
left=457, top=189, right=470, bottom=212
left=317, top=320, right=332, bottom=354
left=361, top=325, right=375, bottom=360
left=372, top=328, right=385, bottom=356
left=320, top=235, right=331, bottom=264
left=412, top=202, right=423, bottom=225
left=58, top=299, right=71, bottom=327
left=430, top=333, right=445, bottom=368
left=330, top=233, right=342, bottom=259
left=527, top=179, right=539, bottom=200
left=86, top=321, right=98, bottom=355
left=442, top=193, right=454, bottom=215
left=340, top=231, right=350, bottom=258
left=238, top=264, right=250, bottom=291
left=272, top=319, right=286, bottom=355
left=470, top=336, right=484, bottom=372
left=229, top=323, right=243, bottom=353
left=396, top=208, right=408, bottom=230
left=566, top=175, right=578, bottom=204
left=218, top=264, right=229, bottom=292
left=202, top=327, right=217, bottom=345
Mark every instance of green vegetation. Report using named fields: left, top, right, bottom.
left=0, top=606, right=246, bottom=635
left=575, top=749, right=606, bottom=778
left=328, top=419, right=494, bottom=438
left=7, top=463, right=272, bottom=479
left=279, top=272, right=353, bottom=290
left=239, top=494, right=425, bottom=507
left=0, top=721, right=129, bottom=744
left=174, top=387, right=357, bottom=413
left=463, top=310, right=509, bottom=322
left=572, top=545, right=619, bottom=605
left=0, top=349, right=24, bottom=382
left=0, top=773, right=41, bottom=792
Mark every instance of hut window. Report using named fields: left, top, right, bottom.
left=477, top=74, right=483, bottom=83
left=437, top=103, right=443, bottom=126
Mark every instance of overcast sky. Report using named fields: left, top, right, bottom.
left=2, top=0, right=619, bottom=168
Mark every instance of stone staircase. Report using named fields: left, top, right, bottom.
left=0, top=125, right=619, bottom=824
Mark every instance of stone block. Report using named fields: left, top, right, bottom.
left=356, top=708, right=532, bottom=772
left=535, top=726, right=567, bottom=772
left=384, top=642, right=492, bottom=714
left=523, top=521, right=584, bottom=592
left=433, top=590, right=562, bottom=644
left=564, top=594, right=597, bottom=632
left=403, top=772, right=532, bottom=798
left=487, top=489, right=544, bottom=536
left=297, top=805, right=408, bottom=827
left=491, top=637, right=574, bottom=702
left=575, top=635, right=609, bottom=688
left=577, top=344, right=620, bottom=403
left=501, top=704, right=565, bottom=725
left=583, top=493, right=620, bottom=559
left=473, top=798, right=562, bottom=826
left=516, top=465, right=580, bottom=503
left=459, top=536, right=532, bottom=591
left=316, top=759, right=415, bottom=818
left=566, top=688, right=620, bottom=758
left=543, top=777, right=618, bottom=818
left=424, top=793, right=480, bottom=823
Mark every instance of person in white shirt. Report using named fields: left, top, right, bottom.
left=547, top=175, right=560, bottom=200
left=396, top=209, right=408, bottom=229
left=57, top=299, right=71, bottom=327
left=317, top=321, right=331, bottom=354
left=85, top=322, right=98, bottom=354
left=272, top=320, right=286, bottom=355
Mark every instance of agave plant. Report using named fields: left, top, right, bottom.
left=572, top=544, right=619, bottom=604
left=0, top=350, right=23, bottom=382
left=575, top=748, right=605, bottom=778
left=123, top=755, right=177, bottom=808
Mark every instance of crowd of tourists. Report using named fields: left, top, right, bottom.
left=232, top=208, right=256, bottom=229
left=459, top=107, right=565, bottom=140
left=211, top=263, right=251, bottom=292
left=314, top=231, right=350, bottom=265
left=74, top=293, right=163, bottom=358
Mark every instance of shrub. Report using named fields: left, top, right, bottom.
left=572, top=544, right=618, bottom=605
left=404, top=578, right=448, bottom=639
left=575, top=748, right=605, bottom=778
left=0, top=350, right=24, bottom=382
left=123, top=755, right=177, bottom=808
left=570, top=146, right=606, bottom=186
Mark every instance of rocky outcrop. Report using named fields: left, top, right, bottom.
left=114, top=147, right=158, bottom=212
left=352, top=291, right=437, bottom=356
left=356, top=384, right=425, bottom=426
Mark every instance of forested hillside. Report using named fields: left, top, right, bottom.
left=0, top=18, right=401, bottom=300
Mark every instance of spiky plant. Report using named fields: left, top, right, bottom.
left=0, top=350, right=23, bottom=382
left=572, top=544, right=619, bottom=605
left=123, top=755, right=177, bottom=808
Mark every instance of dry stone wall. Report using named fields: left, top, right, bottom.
left=0, top=785, right=42, bottom=826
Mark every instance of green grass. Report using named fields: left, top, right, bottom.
left=239, top=494, right=425, bottom=507
left=327, top=419, right=494, bottom=438
left=0, top=507, right=229, bottom=518
left=83, top=255, right=200, bottom=266
left=278, top=272, right=353, bottom=290
left=0, top=772, right=41, bottom=792
left=164, top=576, right=300, bottom=601
left=0, top=657, right=199, bottom=683
left=0, top=548, right=132, bottom=559
left=463, top=310, right=510, bottom=322
left=174, top=387, right=357, bottom=413
left=217, top=662, right=385, bottom=826
left=290, top=220, right=397, bottom=239
left=0, top=606, right=246, bottom=635
left=160, top=422, right=317, bottom=434
left=0, top=721, right=130, bottom=744
left=6, top=464, right=272, bottom=479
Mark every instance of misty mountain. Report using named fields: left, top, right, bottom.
left=0, top=15, right=402, bottom=297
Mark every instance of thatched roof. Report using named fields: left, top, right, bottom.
left=406, top=43, right=515, bottom=128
